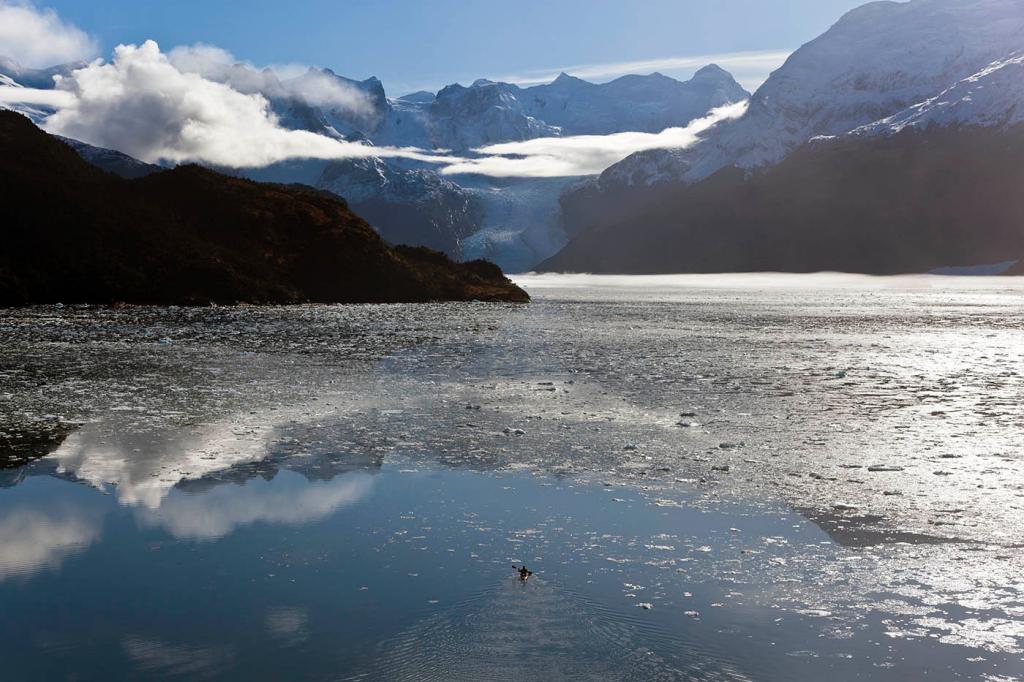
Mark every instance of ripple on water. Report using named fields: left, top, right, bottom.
left=345, top=579, right=749, bottom=682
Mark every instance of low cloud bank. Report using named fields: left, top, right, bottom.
left=442, top=101, right=748, bottom=178
left=0, top=83, right=74, bottom=107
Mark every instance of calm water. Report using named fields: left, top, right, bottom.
left=1, top=274, right=1022, bottom=681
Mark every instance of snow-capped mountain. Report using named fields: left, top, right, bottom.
left=520, top=66, right=747, bottom=136
left=285, top=66, right=748, bottom=152
left=848, top=52, right=1024, bottom=136
left=254, top=65, right=748, bottom=267
left=0, top=57, right=83, bottom=89
left=426, top=80, right=561, bottom=150
left=0, top=60, right=67, bottom=123
left=316, top=157, right=480, bottom=256
left=589, top=0, right=1024, bottom=191
left=544, top=0, right=1024, bottom=275
left=57, top=136, right=162, bottom=179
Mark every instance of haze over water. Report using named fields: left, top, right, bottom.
left=1, top=274, right=1022, bottom=680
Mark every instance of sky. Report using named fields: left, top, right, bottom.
left=33, top=0, right=865, bottom=94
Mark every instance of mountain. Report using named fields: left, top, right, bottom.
left=286, top=69, right=391, bottom=136
left=0, top=57, right=83, bottom=89
left=274, top=66, right=748, bottom=151
left=519, top=66, right=748, bottom=136
left=586, top=0, right=1024, bottom=191
left=1, top=52, right=749, bottom=270
left=848, top=52, right=1024, bottom=135
left=57, top=136, right=163, bottom=179
left=397, top=91, right=436, bottom=104
left=316, top=157, right=481, bottom=256
left=541, top=122, right=1024, bottom=274
left=427, top=80, right=561, bottom=150
left=0, top=111, right=527, bottom=305
left=250, top=66, right=749, bottom=269
left=0, top=70, right=58, bottom=124
left=545, top=0, right=1024, bottom=274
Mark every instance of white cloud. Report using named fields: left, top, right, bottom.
left=0, top=83, right=74, bottom=107
left=494, top=49, right=793, bottom=93
left=167, top=43, right=375, bottom=116
left=40, top=41, right=454, bottom=168
left=442, top=101, right=748, bottom=178
left=0, top=1, right=97, bottom=68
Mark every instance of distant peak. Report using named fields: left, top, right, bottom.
left=397, top=90, right=436, bottom=103
left=551, top=71, right=587, bottom=85
left=471, top=78, right=496, bottom=87
left=693, top=64, right=731, bottom=79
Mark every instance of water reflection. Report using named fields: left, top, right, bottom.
left=137, top=471, right=373, bottom=540
left=51, top=415, right=284, bottom=509
left=264, top=607, right=310, bottom=647
left=0, top=404, right=383, bottom=581
left=0, top=504, right=101, bottom=581
left=121, top=636, right=236, bottom=679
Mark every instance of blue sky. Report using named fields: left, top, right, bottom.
left=40, top=0, right=865, bottom=94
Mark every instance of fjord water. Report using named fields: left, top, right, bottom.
left=1, top=274, right=1022, bottom=681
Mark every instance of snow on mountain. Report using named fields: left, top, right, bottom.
left=0, top=72, right=54, bottom=123
left=315, top=156, right=480, bottom=257
left=285, top=69, right=390, bottom=136
left=397, top=90, right=435, bottom=104
left=520, top=66, right=748, bottom=136
left=57, top=135, right=163, bottom=178
left=285, top=66, right=748, bottom=269
left=0, top=56, right=83, bottom=89
left=849, top=53, right=1024, bottom=136
left=595, top=0, right=1024, bottom=190
left=426, top=80, right=561, bottom=150
left=548, top=0, right=1024, bottom=275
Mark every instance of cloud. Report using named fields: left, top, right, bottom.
left=494, top=49, right=792, bottom=93
left=167, top=43, right=375, bottom=116
left=40, top=41, right=453, bottom=168
left=0, top=83, right=74, bottom=107
left=442, top=101, right=748, bottom=178
left=0, top=1, right=97, bottom=68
